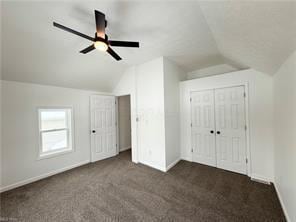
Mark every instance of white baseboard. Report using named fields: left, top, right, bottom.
left=181, top=156, right=192, bottom=162
left=166, top=158, right=181, bottom=172
left=139, top=159, right=181, bottom=173
left=0, top=160, right=90, bottom=193
left=250, top=174, right=271, bottom=185
left=274, top=182, right=291, bottom=222
left=182, top=159, right=273, bottom=186
left=119, top=146, right=131, bottom=152
left=139, top=160, right=166, bottom=172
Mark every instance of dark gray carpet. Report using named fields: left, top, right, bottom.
left=1, top=150, right=285, bottom=222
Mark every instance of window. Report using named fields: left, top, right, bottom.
left=38, top=108, right=73, bottom=159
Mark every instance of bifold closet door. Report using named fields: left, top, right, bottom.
left=191, top=90, right=216, bottom=167
left=215, top=86, right=247, bottom=174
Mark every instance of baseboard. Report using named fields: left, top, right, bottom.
left=181, top=160, right=272, bottom=186
left=274, top=182, right=291, bottom=222
left=250, top=174, right=271, bottom=185
left=166, top=158, right=181, bottom=172
left=139, top=159, right=181, bottom=173
left=181, top=156, right=192, bottom=162
left=119, top=146, right=131, bottom=152
left=0, top=160, right=90, bottom=193
left=139, top=160, right=166, bottom=172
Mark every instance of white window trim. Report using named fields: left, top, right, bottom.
left=37, top=106, right=75, bottom=160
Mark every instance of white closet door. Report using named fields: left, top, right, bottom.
left=90, top=95, right=117, bottom=162
left=191, top=90, right=216, bottom=167
left=215, top=86, right=247, bottom=174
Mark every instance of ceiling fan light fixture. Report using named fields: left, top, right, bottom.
left=94, top=41, right=108, bottom=51
left=53, top=10, right=139, bottom=60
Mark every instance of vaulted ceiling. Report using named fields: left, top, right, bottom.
left=199, top=0, right=296, bottom=74
left=1, top=1, right=295, bottom=92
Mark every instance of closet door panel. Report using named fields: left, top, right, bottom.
left=215, top=86, right=247, bottom=174
left=191, top=90, right=216, bottom=167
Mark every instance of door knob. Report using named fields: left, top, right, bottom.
left=210, top=130, right=214, bottom=134
left=217, top=131, right=221, bottom=135
left=92, top=130, right=96, bottom=133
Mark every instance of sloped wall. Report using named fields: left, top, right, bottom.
left=187, top=64, right=237, bottom=80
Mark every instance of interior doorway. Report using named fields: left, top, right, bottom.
left=117, top=95, right=132, bottom=157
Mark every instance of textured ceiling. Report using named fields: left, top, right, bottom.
left=1, top=1, right=295, bottom=91
left=199, top=0, right=296, bottom=74
left=1, top=1, right=222, bottom=92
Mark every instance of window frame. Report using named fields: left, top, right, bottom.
left=37, top=107, right=74, bottom=160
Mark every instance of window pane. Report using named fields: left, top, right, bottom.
left=41, top=130, right=68, bottom=153
left=41, top=110, right=67, bottom=130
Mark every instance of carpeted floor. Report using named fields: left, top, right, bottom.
left=1, top=150, right=285, bottom=222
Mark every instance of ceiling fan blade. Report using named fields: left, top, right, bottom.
left=107, top=47, right=122, bottom=61
left=53, top=22, right=94, bottom=41
left=95, top=10, right=105, bottom=38
left=80, top=44, right=95, bottom=54
left=109, top=40, right=139, bottom=48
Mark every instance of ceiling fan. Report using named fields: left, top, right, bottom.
left=53, top=10, right=140, bottom=61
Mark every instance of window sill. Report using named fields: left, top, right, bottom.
left=37, top=148, right=74, bottom=160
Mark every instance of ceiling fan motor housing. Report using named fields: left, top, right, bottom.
left=95, top=34, right=108, bottom=44
left=53, top=10, right=139, bottom=61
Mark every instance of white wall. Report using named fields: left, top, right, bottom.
left=114, top=57, right=184, bottom=172
left=118, top=95, right=131, bottom=152
left=180, top=69, right=274, bottom=182
left=273, top=51, right=296, bottom=222
left=187, top=64, right=238, bottom=80
left=163, top=58, right=186, bottom=168
left=0, top=105, right=1, bottom=189
left=136, top=58, right=166, bottom=171
left=1, top=80, right=109, bottom=191
left=0, top=1, right=3, bottom=191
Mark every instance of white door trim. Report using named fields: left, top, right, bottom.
left=115, top=96, right=119, bottom=155
left=115, top=94, right=138, bottom=163
left=190, top=83, right=251, bottom=177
